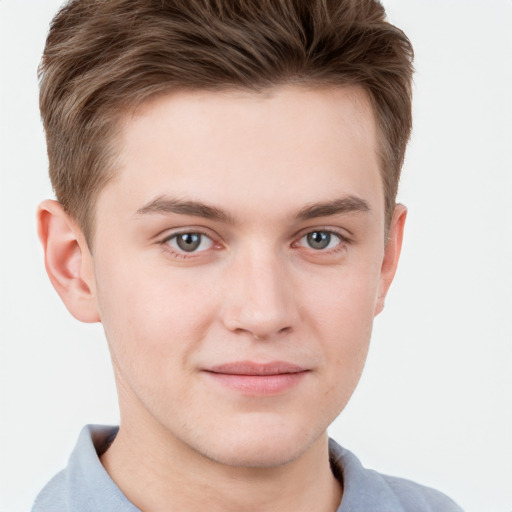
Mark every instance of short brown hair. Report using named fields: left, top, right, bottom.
left=39, top=0, right=414, bottom=244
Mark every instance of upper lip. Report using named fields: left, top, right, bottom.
left=205, top=361, right=308, bottom=376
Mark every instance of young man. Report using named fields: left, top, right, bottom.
left=33, top=0, right=463, bottom=510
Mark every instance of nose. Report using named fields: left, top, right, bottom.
left=221, top=248, right=299, bottom=340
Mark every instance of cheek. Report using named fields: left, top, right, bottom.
left=94, top=257, right=217, bottom=368
left=306, top=261, right=380, bottom=336
left=303, top=263, right=380, bottom=388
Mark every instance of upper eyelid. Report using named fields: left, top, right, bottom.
left=158, top=229, right=220, bottom=256
left=159, top=227, right=218, bottom=243
left=293, top=227, right=352, bottom=243
left=156, top=226, right=351, bottom=247
left=159, top=230, right=219, bottom=259
left=289, top=230, right=351, bottom=257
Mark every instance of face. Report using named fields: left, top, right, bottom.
left=84, top=85, right=401, bottom=468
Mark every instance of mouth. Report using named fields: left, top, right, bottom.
left=203, top=361, right=309, bottom=395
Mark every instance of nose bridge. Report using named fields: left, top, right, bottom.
left=222, top=242, right=297, bottom=339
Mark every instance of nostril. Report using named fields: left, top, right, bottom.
left=231, top=325, right=292, bottom=340
left=256, top=326, right=293, bottom=340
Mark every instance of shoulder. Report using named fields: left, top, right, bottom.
left=329, top=439, right=464, bottom=512
left=376, top=472, right=464, bottom=512
left=32, top=470, right=68, bottom=512
left=32, top=425, right=137, bottom=512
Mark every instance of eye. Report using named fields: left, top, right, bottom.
left=165, top=232, right=214, bottom=253
left=298, top=230, right=343, bottom=251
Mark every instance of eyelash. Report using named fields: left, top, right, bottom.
left=158, top=228, right=351, bottom=259
left=160, top=229, right=219, bottom=259
left=294, top=229, right=351, bottom=252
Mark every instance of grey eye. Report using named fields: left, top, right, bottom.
left=176, top=233, right=202, bottom=252
left=306, top=231, right=332, bottom=250
left=167, top=232, right=215, bottom=253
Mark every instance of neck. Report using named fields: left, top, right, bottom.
left=101, top=415, right=342, bottom=512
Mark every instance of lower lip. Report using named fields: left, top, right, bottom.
left=204, top=371, right=308, bottom=396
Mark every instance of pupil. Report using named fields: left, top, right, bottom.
left=307, top=231, right=330, bottom=250
left=177, top=233, right=201, bottom=252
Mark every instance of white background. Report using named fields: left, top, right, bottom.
left=0, top=1, right=511, bottom=511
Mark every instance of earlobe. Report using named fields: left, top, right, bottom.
left=374, top=204, right=407, bottom=316
left=37, top=200, right=100, bottom=323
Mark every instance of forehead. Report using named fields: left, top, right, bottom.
left=100, top=85, right=383, bottom=224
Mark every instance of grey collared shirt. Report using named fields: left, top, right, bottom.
left=32, top=425, right=464, bottom=511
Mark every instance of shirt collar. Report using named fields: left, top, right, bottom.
left=63, top=425, right=404, bottom=512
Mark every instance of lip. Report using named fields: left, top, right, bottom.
left=203, top=361, right=309, bottom=396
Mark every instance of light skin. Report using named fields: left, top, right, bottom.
left=38, top=85, right=406, bottom=512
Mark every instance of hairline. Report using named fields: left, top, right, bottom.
left=82, top=82, right=394, bottom=250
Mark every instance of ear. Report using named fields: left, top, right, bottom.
left=37, top=199, right=100, bottom=323
left=374, top=204, right=407, bottom=316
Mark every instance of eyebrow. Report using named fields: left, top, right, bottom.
left=136, top=195, right=370, bottom=223
left=296, top=196, right=370, bottom=221
left=136, top=197, right=235, bottom=223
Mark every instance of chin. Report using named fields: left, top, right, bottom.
left=201, top=440, right=309, bottom=469
left=185, top=415, right=323, bottom=469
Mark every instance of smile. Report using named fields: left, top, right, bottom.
left=203, top=361, right=310, bottom=395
